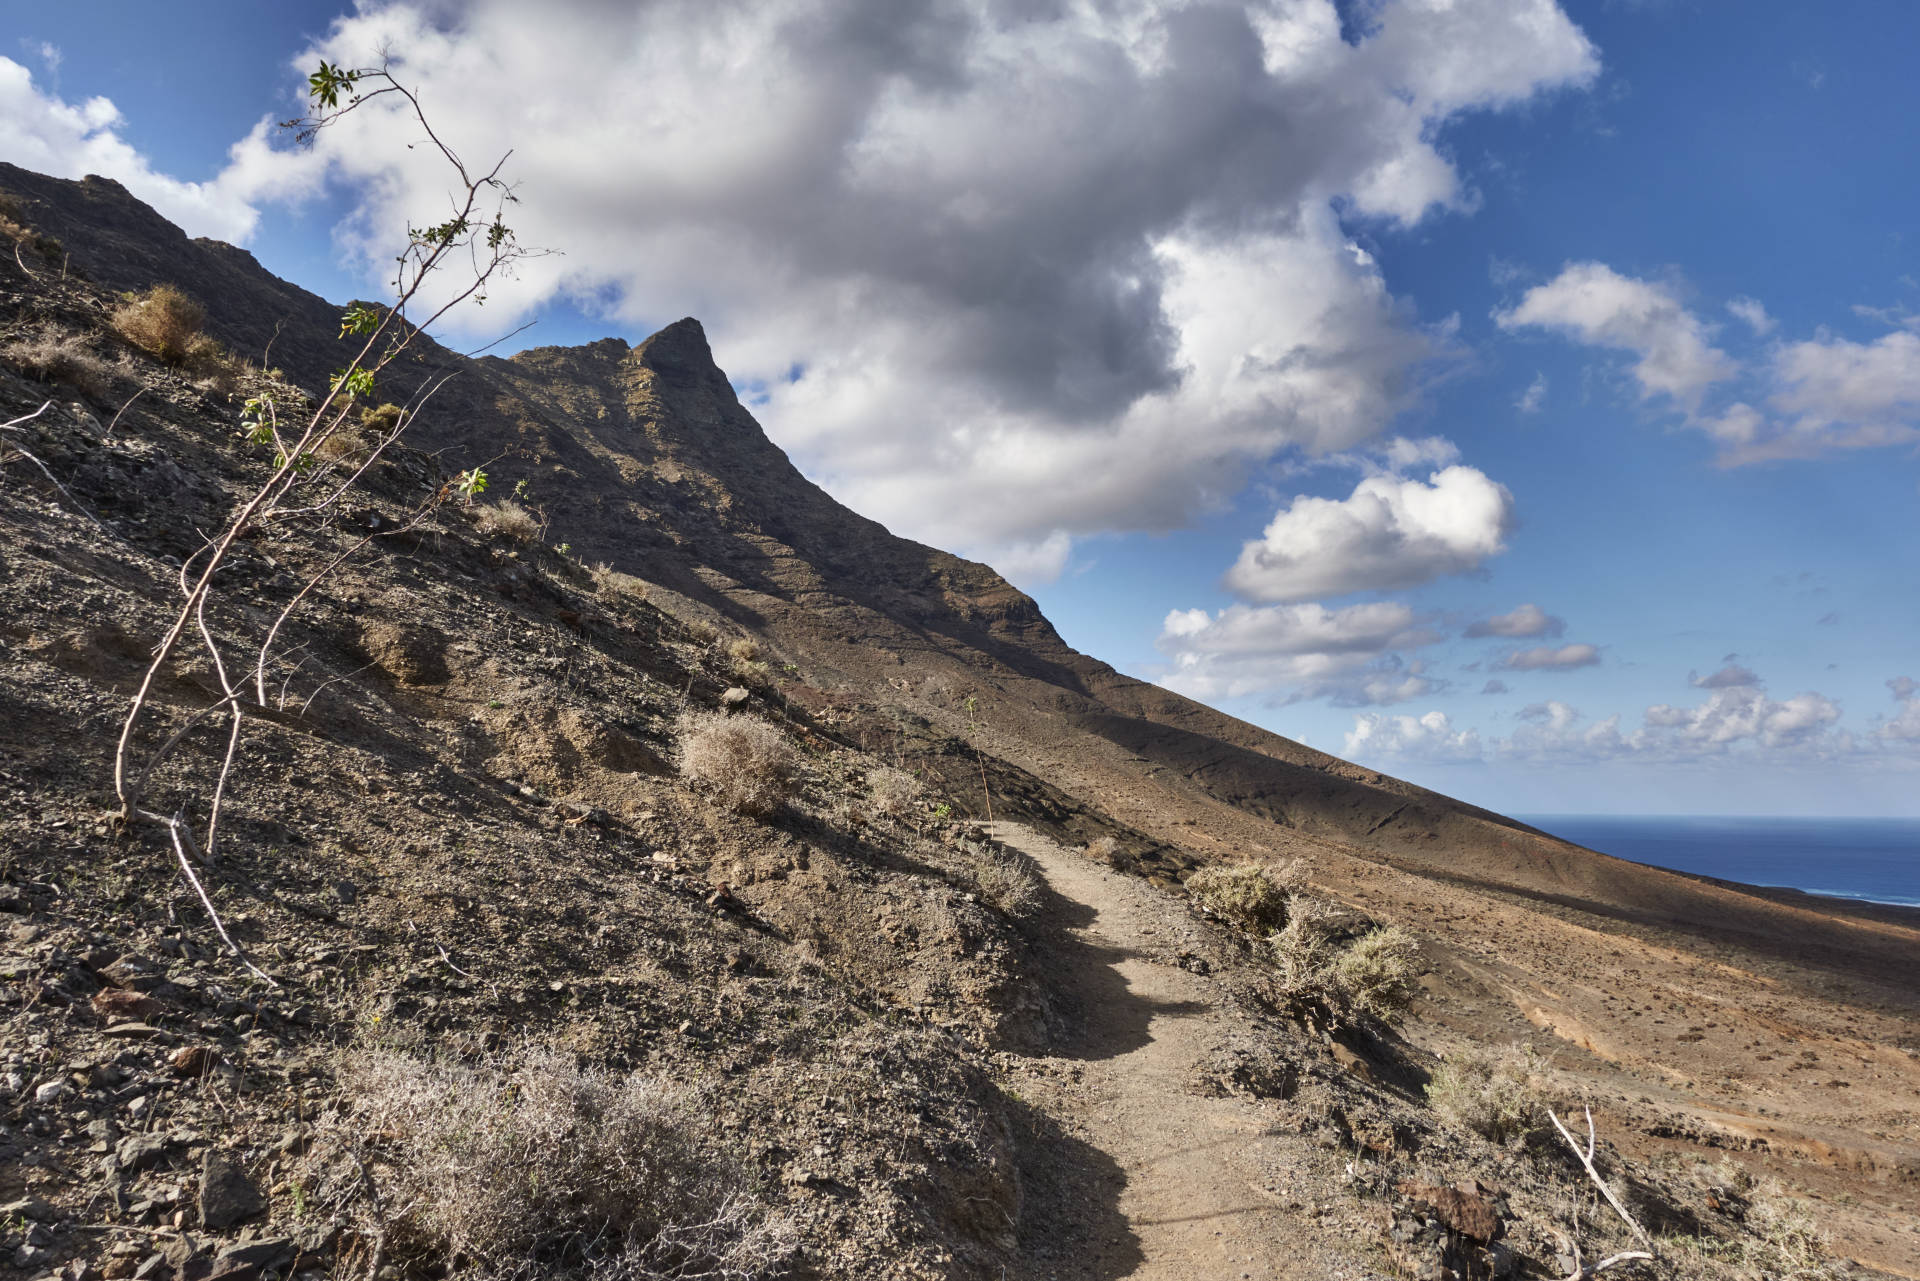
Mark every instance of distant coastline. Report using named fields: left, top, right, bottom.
left=1519, top=814, right=1920, bottom=908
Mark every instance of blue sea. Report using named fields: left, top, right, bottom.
left=1516, top=815, right=1920, bottom=909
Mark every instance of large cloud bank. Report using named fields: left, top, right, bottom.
left=36, top=0, right=1585, bottom=569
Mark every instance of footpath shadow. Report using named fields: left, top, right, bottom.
left=1030, top=871, right=1207, bottom=1062
left=1004, top=1093, right=1144, bottom=1281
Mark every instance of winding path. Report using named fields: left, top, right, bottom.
left=988, top=823, right=1349, bottom=1281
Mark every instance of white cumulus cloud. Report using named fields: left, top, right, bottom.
left=1343, top=710, right=1483, bottom=762
left=1494, top=261, right=1735, bottom=409
left=225, top=0, right=1599, bottom=563
left=0, top=56, right=313, bottom=244
left=1224, top=465, right=1514, bottom=603
left=1156, top=600, right=1442, bottom=703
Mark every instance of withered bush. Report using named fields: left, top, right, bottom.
left=1269, top=901, right=1419, bottom=1033
left=867, top=766, right=923, bottom=821
left=678, top=710, right=796, bottom=817
left=970, top=844, right=1043, bottom=919
left=727, top=636, right=762, bottom=664
left=1185, top=861, right=1301, bottom=934
left=330, top=1046, right=795, bottom=1280
left=475, top=499, right=539, bottom=541
left=1, top=325, right=109, bottom=398
left=112, top=283, right=216, bottom=365
left=1425, top=1044, right=1547, bottom=1145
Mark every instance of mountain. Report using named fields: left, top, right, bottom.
left=3, top=162, right=1916, bottom=1279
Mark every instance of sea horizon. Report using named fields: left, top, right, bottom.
left=1517, top=813, right=1920, bottom=908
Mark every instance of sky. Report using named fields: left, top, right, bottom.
left=4, top=0, right=1918, bottom=817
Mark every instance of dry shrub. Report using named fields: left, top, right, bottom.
left=475, top=499, right=539, bottom=541
left=686, top=619, right=719, bottom=645
left=970, top=844, right=1043, bottom=919
left=867, top=766, right=923, bottom=820
left=0, top=194, right=62, bottom=263
left=1332, top=925, right=1420, bottom=1024
left=727, top=637, right=761, bottom=664
left=359, top=401, right=405, bottom=436
left=330, top=1045, right=795, bottom=1280
left=1086, top=835, right=1123, bottom=866
left=1185, top=861, right=1300, bottom=934
left=112, top=283, right=211, bottom=365
left=1742, top=1179, right=1831, bottom=1274
left=314, top=426, right=372, bottom=463
left=590, top=561, right=649, bottom=599
left=1269, top=901, right=1419, bottom=1033
left=1425, top=1044, right=1547, bottom=1145
left=678, top=710, right=796, bottom=817
left=1, top=326, right=109, bottom=397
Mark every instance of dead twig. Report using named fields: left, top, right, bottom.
left=103, top=386, right=150, bottom=442
left=145, top=808, right=277, bottom=988
left=1, top=400, right=110, bottom=532
left=1549, top=1105, right=1655, bottom=1277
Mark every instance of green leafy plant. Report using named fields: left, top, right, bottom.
left=455, top=467, right=490, bottom=504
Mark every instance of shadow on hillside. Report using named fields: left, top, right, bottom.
left=1002, top=1092, right=1143, bottom=1281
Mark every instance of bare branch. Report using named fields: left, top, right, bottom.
left=103, top=386, right=150, bottom=442
left=146, top=809, right=277, bottom=987
left=1543, top=1113, right=1651, bottom=1275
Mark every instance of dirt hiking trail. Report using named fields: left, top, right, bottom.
left=988, top=823, right=1369, bottom=1281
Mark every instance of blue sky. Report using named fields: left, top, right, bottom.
left=4, top=0, right=1917, bottom=816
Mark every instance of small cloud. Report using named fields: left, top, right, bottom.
left=1344, top=710, right=1484, bottom=764
left=1726, top=296, right=1774, bottom=336
left=1496, top=642, right=1601, bottom=671
left=1495, top=262, right=1736, bottom=410
left=1691, top=664, right=1760, bottom=689
left=1465, top=603, right=1565, bottom=639
left=1516, top=372, right=1548, bottom=414
left=1480, top=679, right=1509, bottom=695
left=990, top=530, right=1072, bottom=587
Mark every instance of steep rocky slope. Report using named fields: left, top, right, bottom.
left=2, top=165, right=1917, bottom=1279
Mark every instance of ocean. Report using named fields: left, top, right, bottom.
left=1516, top=814, right=1920, bottom=908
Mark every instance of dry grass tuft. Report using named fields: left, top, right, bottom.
left=1425, top=1044, right=1547, bottom=1145
left=329, top=1045, right=796, bottom=1280
left=1185, top=861, right=1301, bottom=934
left=678, top=710, right=797, bottom=818
left=474, top=499, right=539, bottom=542
left=111, top=283, right=212, bottom=365
left=1, top=325, right=110, bottom=398
left=1086, top=835, right=1124, bottom=867
left=866, top=767, right=923, bottom=821
left=685, top=618, right=720, bottom=645
left=970, top=844, right=1043, bottom=919
left=727, top=637, right=762, bottom=664
left=589, top=561, right=649, bottom=599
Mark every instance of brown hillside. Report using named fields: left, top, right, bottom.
left=3, top=164, right=1916, bottom=1279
